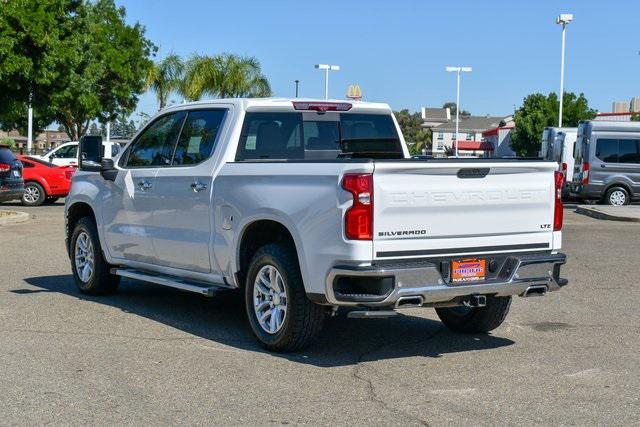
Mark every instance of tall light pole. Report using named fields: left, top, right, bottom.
left=294, top=80, right=300, bottom=98
left=445, top=66, right=472, bottom=157
left=315, top=64, right=340, bottom=99
left=556, top=13, right=573, bottom=127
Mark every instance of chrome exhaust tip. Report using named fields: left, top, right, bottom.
left=395, top=296, right=424, bottom=308
left=522, top=285, right=548, bottom=297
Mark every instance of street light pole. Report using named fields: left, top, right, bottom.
left=315, top=64, right=340, bottom=99
left=556, top=13, right=573, bottom=127
left=294, top=80, right=300, bottom=98
left=446, top=66, right=472, bottom=157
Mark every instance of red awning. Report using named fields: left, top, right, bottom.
left=453, top=140, right=494, bottom=151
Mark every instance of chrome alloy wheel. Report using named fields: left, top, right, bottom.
left=23, top=185, right=40, bottom=204
left=74, top=232, right=95, bottom=283
left=253, top=265, right=288, bottom=334
left=609, top=190, right=626, bottom=206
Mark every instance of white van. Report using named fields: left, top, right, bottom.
left=37, top=141, right=121, bottom=167
left=540, top=127, right=577, bottom=195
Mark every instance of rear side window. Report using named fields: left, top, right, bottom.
left=0, top=147, right=16, bottom=163
left=53, top=145, right=78, bottom=159
left=619, top=139, right=640, bottom=163
left=595, top=139, right=618, bottom=163
left=236, top=112, right=402, bottom=161
left=173, top=109, right=227, bottom=165
left=124, top=112, right=186, bottom=167
left=595, top=138, right=640, bottom=164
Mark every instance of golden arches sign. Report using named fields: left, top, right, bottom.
left=346, top=84, right=362, bottom=100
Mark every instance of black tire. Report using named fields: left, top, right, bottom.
left=604, top=186, right=630, bottom=206
left=70, top=217, right=120, bottom=295
left=244, top=243, right=324, bottom=352
left=435, top=295, right=512, bottom=333
left=22, top=182, right=46, bottom=206
left=44, top=197, right=60, bottom=205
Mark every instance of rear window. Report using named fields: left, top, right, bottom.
left=236, top=112, right=402, bottom=161
left=0, top=147, right=16, bottom=163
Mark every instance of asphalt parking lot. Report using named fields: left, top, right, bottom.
left=1, top=202, right=638, bottom=425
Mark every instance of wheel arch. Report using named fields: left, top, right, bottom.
left=66, top=202, right=97, bottom=257
left=24, top=178, right=51, bottom=197
left=604, top=182, right=632, bottom=199
left=236, top=219, right=302, bottom=289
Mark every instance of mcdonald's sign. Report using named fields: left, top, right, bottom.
left=346, top=84, right=362, bottom=100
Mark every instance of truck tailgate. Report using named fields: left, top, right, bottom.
left=373, top=161, right=558, bottom=259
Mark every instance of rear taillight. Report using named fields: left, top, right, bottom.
left=0, top=163, right=10, bottom=173
left=341, top=173, right=373, bottom=240
left=554, top=171, right=564, bottom=231
left=582, top=162, right=590, bottom=184
left=561, top=162, right=567, bottom=178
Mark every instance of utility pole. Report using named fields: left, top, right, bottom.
left=556, top=13, right=573, bottom=127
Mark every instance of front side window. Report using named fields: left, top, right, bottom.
left=173, top=109, right=227, bottom=165
left=595, top=138, right=618, bottom=163
left=124, top=112, right=186, bottom=167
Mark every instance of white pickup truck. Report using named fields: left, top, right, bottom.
left=65, top=98, right=567, bottom=351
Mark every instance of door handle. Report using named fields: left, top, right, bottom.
left=601, top=164, right=606, bottom=168
left=137, top=180, right=152, bottom=191
left=191, top=181, right=207, bottom=193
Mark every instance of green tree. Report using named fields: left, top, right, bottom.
left=394, top=109, right=431, bottom=155
left=0, top=0, right=81, bottom=135
left=0, top=0, right=154, bottom=140
left=146, top=53, right=184, bottom=110
left=51, top=0, right=155, bottom=140
left=0, top=137, right=17, bottom=150
left=181, top=53, right=271, bottom=101
left=511, top=92, right=596, bottom=156
left=631, top=113, right=640, bottom=122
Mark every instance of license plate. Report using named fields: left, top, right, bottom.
left=451, top=258, right=486, bottom=283
left=12, top=170, right=20, bottom=178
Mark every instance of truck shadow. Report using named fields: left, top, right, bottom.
left=21, top=275, right=514, bottom=367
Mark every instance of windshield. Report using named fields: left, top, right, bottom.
left=237, top=112, right=403, bottom=160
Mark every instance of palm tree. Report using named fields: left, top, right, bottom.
left=181, top=54, right=271, bottom=101
left=146, top=54, right=184, bottom=110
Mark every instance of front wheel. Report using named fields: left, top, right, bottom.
left=70, top=217, right=120, bottom=295
left=435, top=295, right=511, bottom=333
left=245, top=243, right=324, bottom=352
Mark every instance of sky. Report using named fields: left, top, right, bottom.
left=115, top=0, right=640, bottom=119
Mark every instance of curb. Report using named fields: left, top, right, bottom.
left=0, top=210, right=31, bottom=226
left=575, top=206, right=640, bottom=223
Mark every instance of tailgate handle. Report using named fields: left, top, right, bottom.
left=457, top=168, right=490, bottom=179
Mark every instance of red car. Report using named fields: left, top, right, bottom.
left=17, top=155, right=75, bottom=206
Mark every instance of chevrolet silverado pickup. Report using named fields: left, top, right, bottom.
left=65, top=98, right=567, bottom=351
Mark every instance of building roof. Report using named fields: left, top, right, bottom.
left=432, top=115, right=507, bottom=132
left=453, top=140, right=494, bottom=151
left=421, top=107, right=450, bottom=121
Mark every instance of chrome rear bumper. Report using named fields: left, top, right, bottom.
left=325, top=252, right=567, bottom=307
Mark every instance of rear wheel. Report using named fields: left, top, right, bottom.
left=605, top=187, right=629, bottom=206
left=244, top=243, right=324, bottom=352
left=22, top=182, right=46, bottom=206
left=435, top=295, right=511, bottom=333
left=70, top=217, right=120, bottom=295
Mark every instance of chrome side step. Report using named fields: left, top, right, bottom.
left=112, top=268, right=225, bottom=297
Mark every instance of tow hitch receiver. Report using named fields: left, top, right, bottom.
left=462, top=294, right=486, bottom=308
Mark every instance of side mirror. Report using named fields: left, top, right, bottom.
left=78, top=135, right=103, bottom=171
left=100, top=158, right=118, bottom=182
